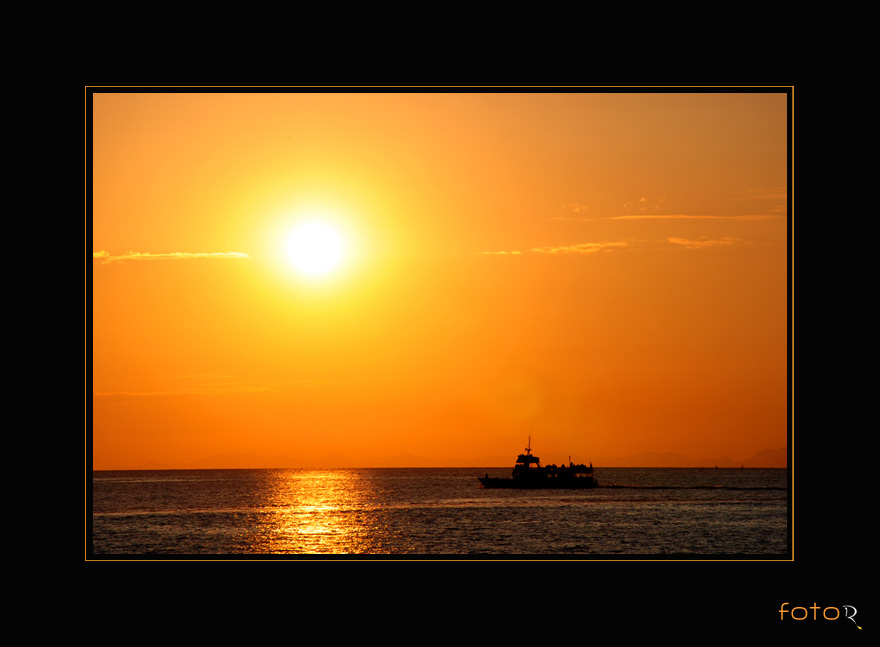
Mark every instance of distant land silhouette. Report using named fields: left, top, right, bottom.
left=98, top=447, right=787, bottom=471
left=589, top=448, right=787, bottom=468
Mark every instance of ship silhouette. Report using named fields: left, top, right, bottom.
left=479, top=438, right=598, bottom=489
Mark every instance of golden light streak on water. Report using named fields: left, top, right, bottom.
left=258, top=469, right=382, bottom=554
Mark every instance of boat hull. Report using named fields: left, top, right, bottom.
left=479, top=441, right=598, bottom=489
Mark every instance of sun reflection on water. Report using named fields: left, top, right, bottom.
left=257, top=469, right=392, bottom=554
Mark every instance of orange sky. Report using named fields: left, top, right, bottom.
left=89, top=90, right=790, bottom=469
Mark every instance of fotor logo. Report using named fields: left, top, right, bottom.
left=779, top=603, right=862, bottom=629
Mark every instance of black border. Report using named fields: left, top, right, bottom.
left=83, top=87, right=843, bottom=636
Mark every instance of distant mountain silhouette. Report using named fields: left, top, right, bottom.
left=594, top=447, right=787, bottom=468
left=105, top=446, right=788, bottom=470
left=370, top=452, right=437, bottom=467
left=741, top=447, right=787, bottom=468
left=192, top=452, right=283, bottom=469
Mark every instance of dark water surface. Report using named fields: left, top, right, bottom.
left=90, top=467, right=788, bottom=557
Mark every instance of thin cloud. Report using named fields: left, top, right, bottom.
left=552, top=202, right=593, bottom=221
left=562, top=202, right=590, bottom=213
left=479, top=242, right=628, bottom=256
left=610, top=214, right=780, bottom=221
left=668, top=236, right=740, bottom=249
left=531, top=242, right=629, bottom=254
left=93, top=250, right=249, bottom=264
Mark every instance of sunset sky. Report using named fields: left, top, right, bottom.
left=89, top=90, right=790, bottom=470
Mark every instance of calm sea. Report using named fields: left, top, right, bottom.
left=89, top=467, right=788, bottom=557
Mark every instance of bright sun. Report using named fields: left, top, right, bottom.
left=286, top=222, right=344, bottom=275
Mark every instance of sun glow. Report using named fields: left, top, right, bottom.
left=93, top=92, right=790, bottom=475
left=286, top=222, right=344, bottom=275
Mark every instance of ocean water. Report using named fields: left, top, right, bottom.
left=89, top=467, right=788, bottom=557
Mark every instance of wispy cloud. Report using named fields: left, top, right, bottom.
left=610, top=214, right=780, bottom=221
left=562, top=202, right=590, bottom=213
left=480, top=235, right=755, bottom=255
left=668, top=236, right=740, bottom=249
left=531, top=242, right=629, bottom=254
left=479, top=242, right=628, bottom=256
left=622, top=196, right=659, bottom=213
left=551, top=202, right=594, bottom=221
left=93, top=250, right=249, bottom=264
